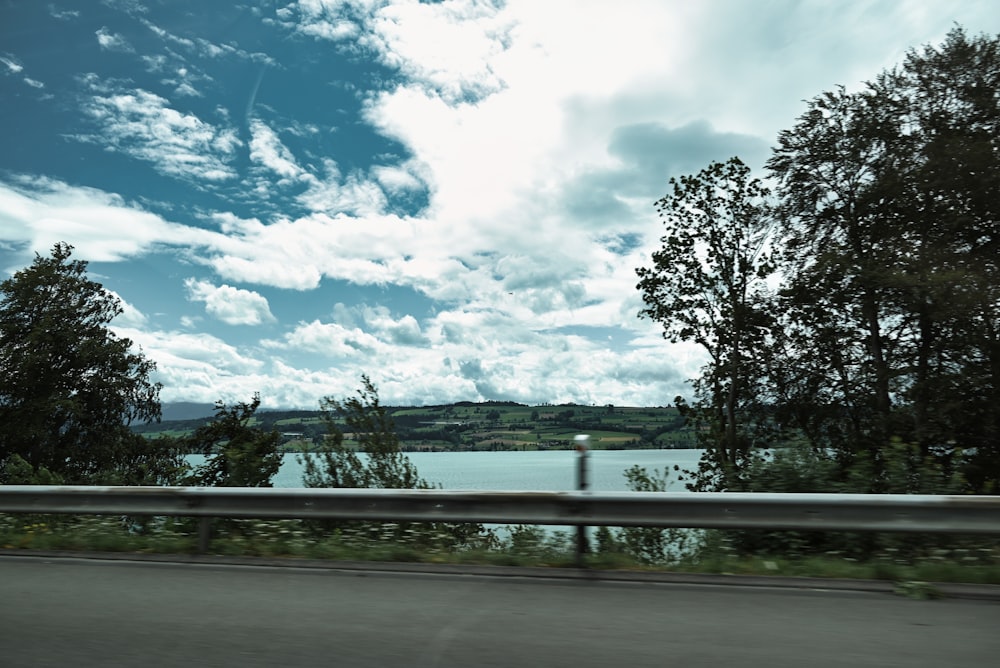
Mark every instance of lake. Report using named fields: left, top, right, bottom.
left=183, top=449, right=708, bottom=537
left=267, top=449, right=705, bottom=492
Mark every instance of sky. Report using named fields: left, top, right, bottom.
left=2, top=1, right=999, bottom=410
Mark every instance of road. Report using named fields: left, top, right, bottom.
left=1, top=555, right=997, bottom=667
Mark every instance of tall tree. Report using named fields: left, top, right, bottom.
left=0, top=243, right=162, bottom=483
left=767, top=27, right=1000, bottom=490
left=636, top=157, right=776, bottom=489
left=873, top=28, right=1000, bottom=489
left=186, top=394, right=282, bottom=487
left=766, top=86, right=899, bottom=462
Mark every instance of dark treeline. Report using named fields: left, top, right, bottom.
left=638, top=27, right=1000, bottom=496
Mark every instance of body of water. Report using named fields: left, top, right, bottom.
left=184, top=449, right=707, bottom=538
left=267, top=449, right=705, bottom=492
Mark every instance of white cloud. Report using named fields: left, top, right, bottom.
left=115, top=327, right=273, bottom=404
left=372, top=163, right=423, bottom=194
left=298, top=17, right=360, bottom=41
left=244, top=119, right=399, bottom=216
left=8, top=1, right=999, bottom=408
left=77, top=80, right=241, bottom=182
left=327, top=304, right=429, bottom=346
left=228, top=1, right=740, bottom=405
left=96, top=27, right=134, bottom=52
left=0, top=55, right=44, bottom=90
left=248, top=119, right=304, bottom=180
left=365, top=0, right=511, bottom=102
left=184, top=279, right=276, bottom=326
left=103, top=290, right=149, bottom=328
left=252, top=304, right=692, bottom=406
left=363, top=307, right=427, bottom=346
left=200, top=211, right=430, bottom=290
left=173, top=81, right=201, bottom=97
left=268, top=319, right=383, bottom=357
left=120, top=303, right=698, bottom=408
left=140, top=18, right=197, bottom=50
left=140, top=17, right=276, bottom=65
left=284, top=0, right=366, bottom=41
left=49, top=7, right=80, bottom=21
left=119, top=330, right=263, bottom=376
left=0, top=55, right=24, bottom=74
left=0, top=176, right=219, bottom=266
left=284, top=0, right=512, bottom=101
left=297, top=161, right=388, bottom=216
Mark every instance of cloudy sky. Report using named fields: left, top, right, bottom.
left=2, top=1, right=998, bottom=409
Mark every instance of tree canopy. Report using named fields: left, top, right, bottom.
left=639, top=27, right=1000, bottom=493
left=185, top=394, right=282, bottom=487
left=0, top=243, right=164, bottom=484
left=302, top=374, right=429, bottom=490
left=636, top=157, right=775, bottom=488
left=768, top=26, right=1000, bottom=491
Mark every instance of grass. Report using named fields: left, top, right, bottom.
left=3, top=514, right=998, bottom=586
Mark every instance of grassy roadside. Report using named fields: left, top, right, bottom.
left=3, top=514, right=998, bottom=588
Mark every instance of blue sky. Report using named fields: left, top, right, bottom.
left=2, top=1, right=999, bottom=409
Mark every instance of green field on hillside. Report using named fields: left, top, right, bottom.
left=134, top=402, right=694, bottom=451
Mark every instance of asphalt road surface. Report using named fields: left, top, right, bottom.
left=1, top=555, right=997, bottom=667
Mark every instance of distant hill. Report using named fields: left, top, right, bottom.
left=136, top=402, right=695, bottom=452
left=160, top=402, right=217, bottom=421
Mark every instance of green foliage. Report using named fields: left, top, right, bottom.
left=186, top=394, right=282, bottom=487
left=300, top=375, right=486, bottom=549
left=842, top=439, right=967, bottom=496
left=593, top=525, right=620, bottom=554
left=593, top=465, right=701, bottom=566
left=741, top=446, right=840, bottom=494
left=765, top=26, right=1000, bottom=490
left=636, top=158, right=777, bottom=489
left=0, top=243, right=164, bottom=484
left=101, top=432, right=190, bottom=486
left=638, top=27, right=1000, bottom=494
left=495, top=525, right=575, bottom=565
left=1, top=454, right=62, bottom=485
left=718, top=441, right=971, bottom=559
left=302, top=374, right=429, bottom=490
left=617, top=466, right=676, bottom=564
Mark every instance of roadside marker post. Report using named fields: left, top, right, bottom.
left=574, top=434, right=590, bottom=566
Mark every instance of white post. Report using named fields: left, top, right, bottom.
left=574, top=434, right=590, bottom=565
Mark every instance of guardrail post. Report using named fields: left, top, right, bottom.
left=197, top=517, right=211, bottom=554
left=574, top=435, right=590, bottom=566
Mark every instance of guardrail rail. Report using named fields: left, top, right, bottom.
left=2, top=486, right=999, bottom=556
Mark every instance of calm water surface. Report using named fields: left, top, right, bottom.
left=270, top=449, right=705, bottom=491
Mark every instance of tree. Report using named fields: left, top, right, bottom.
left=766, top=27, right=1000, bottom=490
left=871, top=28, right=1000, bottom=491
left=301, top=374, right=428, bottom=490
left=186, top=394, right=282, bottom=487
left=0, top=243, right=163, bottom=484
left=636, top=157, right=776, bottom=489
left=300, top=376, right=490, bottom=548
left=766, top=85, right=898, bottom=464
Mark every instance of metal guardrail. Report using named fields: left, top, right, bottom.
left=2, top=486, right=999, bottom=533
